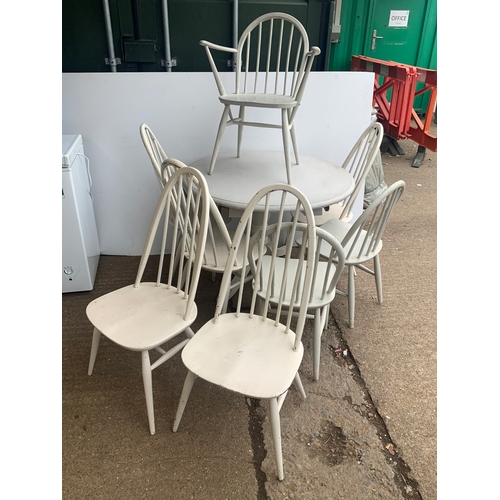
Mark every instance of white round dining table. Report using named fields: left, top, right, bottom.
left=190, top=150, right=354, bottom=213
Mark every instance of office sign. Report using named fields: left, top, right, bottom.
left=389, top=10, right=410, bottom=27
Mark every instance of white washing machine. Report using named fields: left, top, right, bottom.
left=62, top=135, right=100, bottom=292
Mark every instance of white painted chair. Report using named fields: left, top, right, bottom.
left=319, top=180, right=406, bottom=328
left=172, top=183, right=317, bottom=481
left=86, top=167, right=210, bottom=435
left=200, top=12, right=321, bottom=184
left=326, top=121, right=384, bottom=222
left=251, top=226, right=346, bottom=381
left=297, top=121, right=384, bottom=225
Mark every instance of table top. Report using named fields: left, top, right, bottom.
left=191, top=150, right=354, bottom=212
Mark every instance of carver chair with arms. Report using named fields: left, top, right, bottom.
left=200, top=12, right=321, bottom=184
left=172, top=183, right=317, bottom=481
left=319, top=180, right=405, bottom=328
left=86, top=167, right=210, bottom=435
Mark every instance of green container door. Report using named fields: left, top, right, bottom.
left=329, top=0, right=436, bottom=112
left=364, top=0, right=436, bottom=112
left=365, top=0, right=435, bottom=66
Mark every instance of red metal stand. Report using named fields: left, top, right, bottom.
left=351, top=55, right=437, bottom=153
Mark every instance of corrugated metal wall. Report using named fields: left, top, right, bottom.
left=62, top=0, right=333, bottom=73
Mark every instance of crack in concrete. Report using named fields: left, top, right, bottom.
left=245, top=397, right=269, bottom=500
left=329, top=314, right=423, bottom=500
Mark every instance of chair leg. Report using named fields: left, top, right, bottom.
left=290, top=118, right=299, bottom=165
left=141, top=350, right=156, bottom=435
left=374, top=255, right=383, bottom=303
left=172, top=370, right=198, bottom=432
left=184, top=326, right=195, bottom=339
left=88, top=327, right=101, bottom=376
left=313, top=306, right=328, bottom=381
left=348, top=265, right=356, bottom=329
left=237, top=106, right=245, bottom=158
left=269, top=397, right=284, bottom=481
left=293, top=372, right=306, bottom=400
left=281, top=108, right=292, bottom=184
left=209, top=105, right=231, bottom=175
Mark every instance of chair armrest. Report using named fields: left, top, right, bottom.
left=290, top=46, right=322, bottom=121
left=200, top=40, right=238, bottom=54
left=200, top=40, right=238, bottom=97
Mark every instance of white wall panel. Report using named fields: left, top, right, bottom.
left=62, top=71, right=374, bottom=255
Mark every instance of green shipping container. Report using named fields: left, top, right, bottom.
left=328, top=0, right=437, bottom=113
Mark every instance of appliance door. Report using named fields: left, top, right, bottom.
left=62, top=137, right=100, bottom=292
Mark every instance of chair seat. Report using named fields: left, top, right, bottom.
left=203, top=226, right=259, bottom=274
left=181, top=313, right=304, bottom=399
left=86, top=283, right=197, bottom=351
left=320, top=219, right=383, bottom=264
left=220, top=93, right=297, bottom=109
left=255, top=255, right=338, bottom=310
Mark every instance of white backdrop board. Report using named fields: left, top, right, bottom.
left=62, top=71, right=374, bottom=255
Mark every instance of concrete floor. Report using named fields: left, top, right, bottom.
left=62, top=135, right=436, bottom=499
